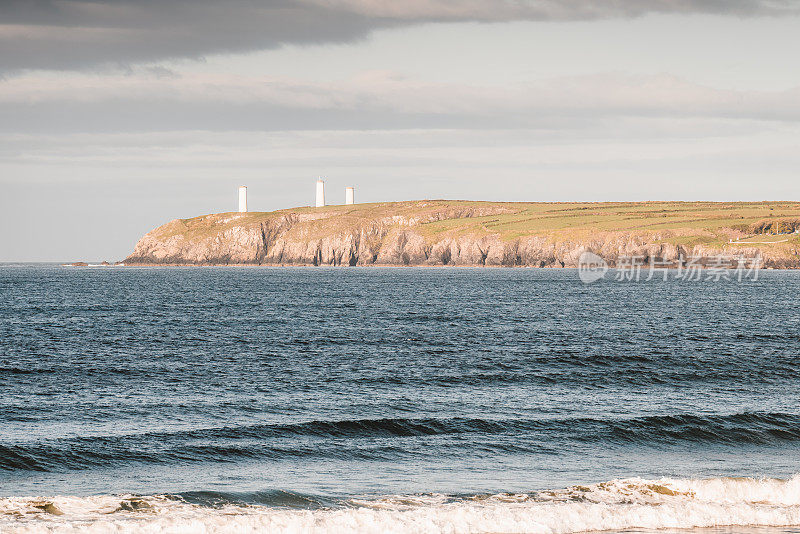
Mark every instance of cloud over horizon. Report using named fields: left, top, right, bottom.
left=2, top=69, right=800, bottom=134
left=3, top=1, right=800, bottom=260
left=2, top=0, right=800, bottom=72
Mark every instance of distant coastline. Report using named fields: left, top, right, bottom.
left=120, top=200, right=800, bottom=269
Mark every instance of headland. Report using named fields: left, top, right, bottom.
left=123, top=200, right=800, bottom=268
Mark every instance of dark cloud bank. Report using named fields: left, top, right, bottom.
left=2, top=0, right=799, bottom=71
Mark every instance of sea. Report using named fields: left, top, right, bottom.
left=1, top=264, right=800, bottom=534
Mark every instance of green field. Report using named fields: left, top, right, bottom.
left=419, top=201, right=800, bottom=244
left=157, top=199, right=800, bottom=251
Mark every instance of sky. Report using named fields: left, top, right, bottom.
left=2, top=0, right=800, bottom=261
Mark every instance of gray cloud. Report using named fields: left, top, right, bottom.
left=0, top=1, right=379, bottom=71
left=1, top=0, right=799, bottom=72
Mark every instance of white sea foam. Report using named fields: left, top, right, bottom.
left=3, top=476, right=800, bottom=534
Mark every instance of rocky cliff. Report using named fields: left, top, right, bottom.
left=125, top=200, right=800, bottom=268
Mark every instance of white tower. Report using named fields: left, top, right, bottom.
left=238, top=186, right=248, bottom=213
left=345, top=187, right=355, bottom=205
left=315, top=178, right=325, bottom=207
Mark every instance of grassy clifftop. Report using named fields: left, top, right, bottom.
left=128, top=200, right=800, bottom=266
left=163, top=199, right=800, bottom=245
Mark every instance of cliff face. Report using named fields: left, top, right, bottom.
left=125, top=200, right=800, bottom=268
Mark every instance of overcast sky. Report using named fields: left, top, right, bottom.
left=2, top=0, right=800, bottom=261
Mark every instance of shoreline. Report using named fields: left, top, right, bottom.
left=76, top=262, right=800, bottom=270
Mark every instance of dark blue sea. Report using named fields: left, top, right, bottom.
left=2, top=265, right=800, bottom=533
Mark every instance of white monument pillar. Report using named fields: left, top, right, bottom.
left=238, top=186, right=248, bottom=213
left=345, top=187, right=355, bottom=205
left=315, top=178, right=325, bottom=207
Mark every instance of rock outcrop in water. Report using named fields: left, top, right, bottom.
left=124, top=200, right=800, bottom=268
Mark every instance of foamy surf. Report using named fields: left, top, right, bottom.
left=3, top=476, right=800, bottom=533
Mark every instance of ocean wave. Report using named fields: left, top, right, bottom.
left=3, top=412, right=800, bottom=472
left=3, top=476, right=800, bottom=533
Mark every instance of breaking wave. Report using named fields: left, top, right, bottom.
left=4, top=412, right=800, bottom=472
left=2, top=476, right=800, bottom=533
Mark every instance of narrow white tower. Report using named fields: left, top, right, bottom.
left=345, top=187, right=355, bottom=205
left=238, top=186, right=248, bottom=213
left=315, top=178, right=326, bottom=207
